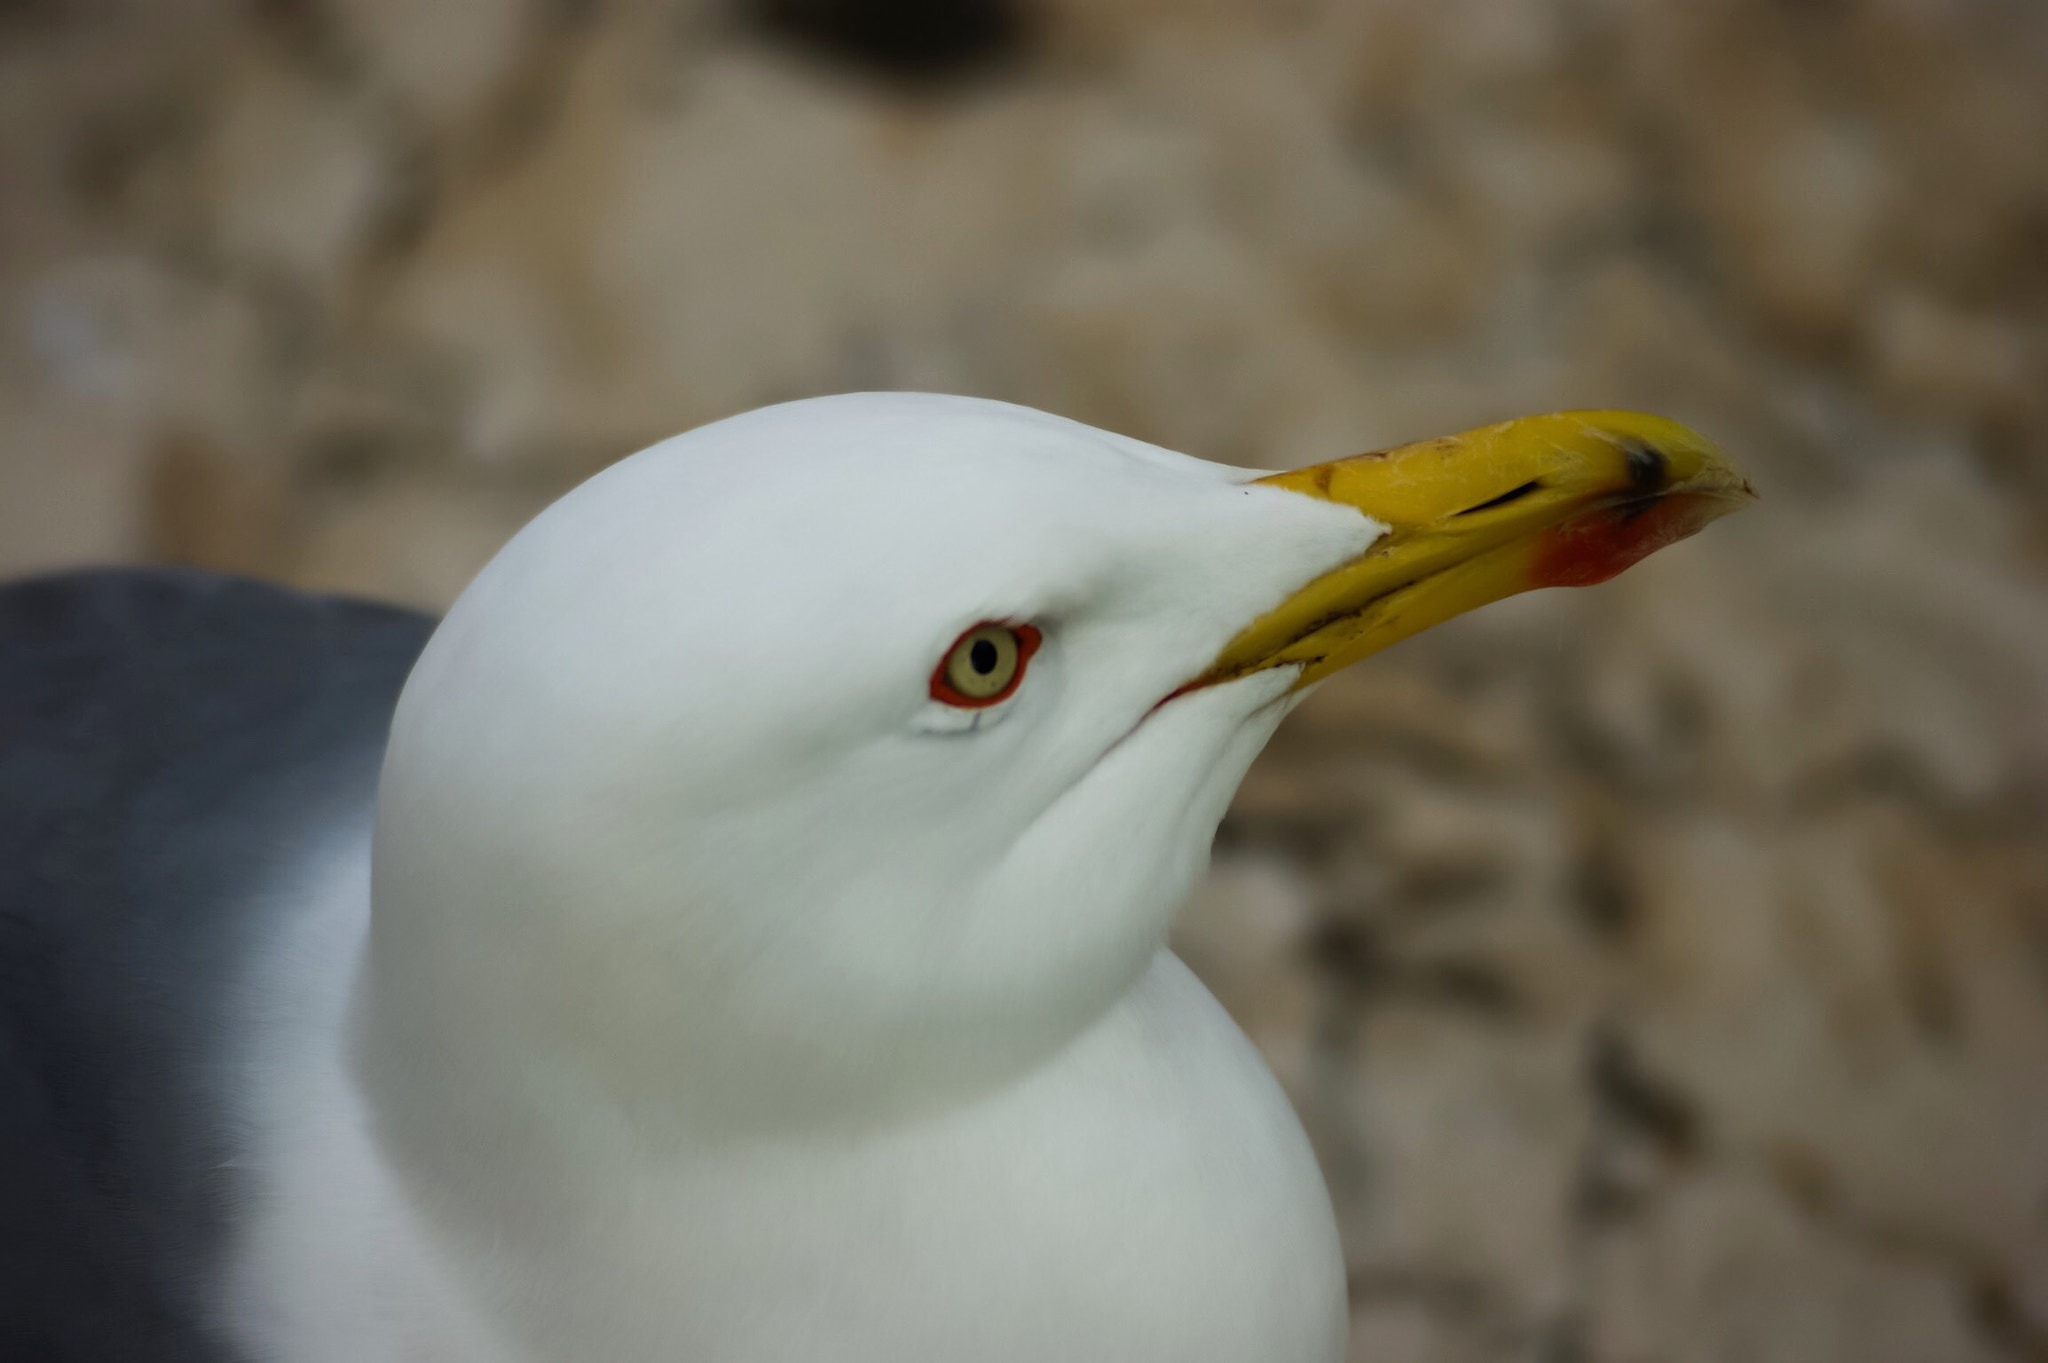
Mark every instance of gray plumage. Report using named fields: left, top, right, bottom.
left=0, top=569, right=432, bottom=1362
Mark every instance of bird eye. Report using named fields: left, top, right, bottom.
left=930, top=622, right=1041, bottom=708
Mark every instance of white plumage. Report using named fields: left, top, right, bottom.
left=3, top=392, right=1746, bottom=1361
left=231, top=394, right=1365, bottom=1362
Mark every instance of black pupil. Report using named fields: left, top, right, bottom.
left=969, top=638, right=1000, bottom=674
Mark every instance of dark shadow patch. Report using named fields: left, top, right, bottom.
left=1346, top=1265, right=1495, bottom=1316
left=1892, top=894, right=1962, bottom=1048
left=1305, top=918, right=1388, bottom=993
left=1572, top=1155, right=1643, bottom=1226
left=1588, top=1026, right=1700, bottom=1158
left=1572, top=842, right=1638, bottom=942
left=2020, top=895, right=2048, bottom=1010
left=1307, top=921, right=1526, bottom=1021
left=466, top=4, right=601, bottom=182
left=735, top=0, right=1035, bottom=89
left=1403, top=957, right=1525, bottom=1018
left=248, top=0, right=355, bottom=81
left=1767, top=1140, right=1837, bottom=1216
left=1214, top=809, right=1355, bottom=865
left=66, top=93, right=199, bottom=216
left=1394, top=859, right=1507, bottom=916
left=1575, top=1024, right=1704, bottom=1226
left=0, top=0, right=62, bottom=31
left=360, top=130, right=441, bottom=270
left=1969, top=1272, right=2048, bottom=1363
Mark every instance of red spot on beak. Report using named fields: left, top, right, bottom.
left=1530, top=493, right=1723, bottom=589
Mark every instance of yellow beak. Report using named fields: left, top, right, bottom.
left=1199, top=411, right=1758, bottom=690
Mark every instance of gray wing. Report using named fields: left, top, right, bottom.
left=0, top=568, right=435, bottom=1362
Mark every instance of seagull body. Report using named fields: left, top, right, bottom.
left=0, top=395, right=1752, bottom=1362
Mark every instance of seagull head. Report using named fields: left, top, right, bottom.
left=364, top=393, right=1752, bottom=1137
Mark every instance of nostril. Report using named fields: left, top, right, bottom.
left=1455, top=480, right=1542, bottom=516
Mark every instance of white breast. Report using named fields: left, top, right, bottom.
left=230, top=876, right=1346, bottom=1363
left=489, top=951, right=1348, bottom=1362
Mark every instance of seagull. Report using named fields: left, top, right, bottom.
left=0, top=393, right=1752, bottom=1362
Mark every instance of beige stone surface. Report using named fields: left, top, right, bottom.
left=4, top=1, right=2046, bottom=1357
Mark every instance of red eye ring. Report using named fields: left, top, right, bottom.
left=930, top=622, right=1042, bottom=709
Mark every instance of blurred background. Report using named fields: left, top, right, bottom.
left=5, top=0, right=2048, bottom=1358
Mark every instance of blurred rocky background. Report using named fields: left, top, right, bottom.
left=5, top=0, right=2048, bottom=1358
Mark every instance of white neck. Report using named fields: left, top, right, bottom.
left=338, top=948, right=1346, bottom=1363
